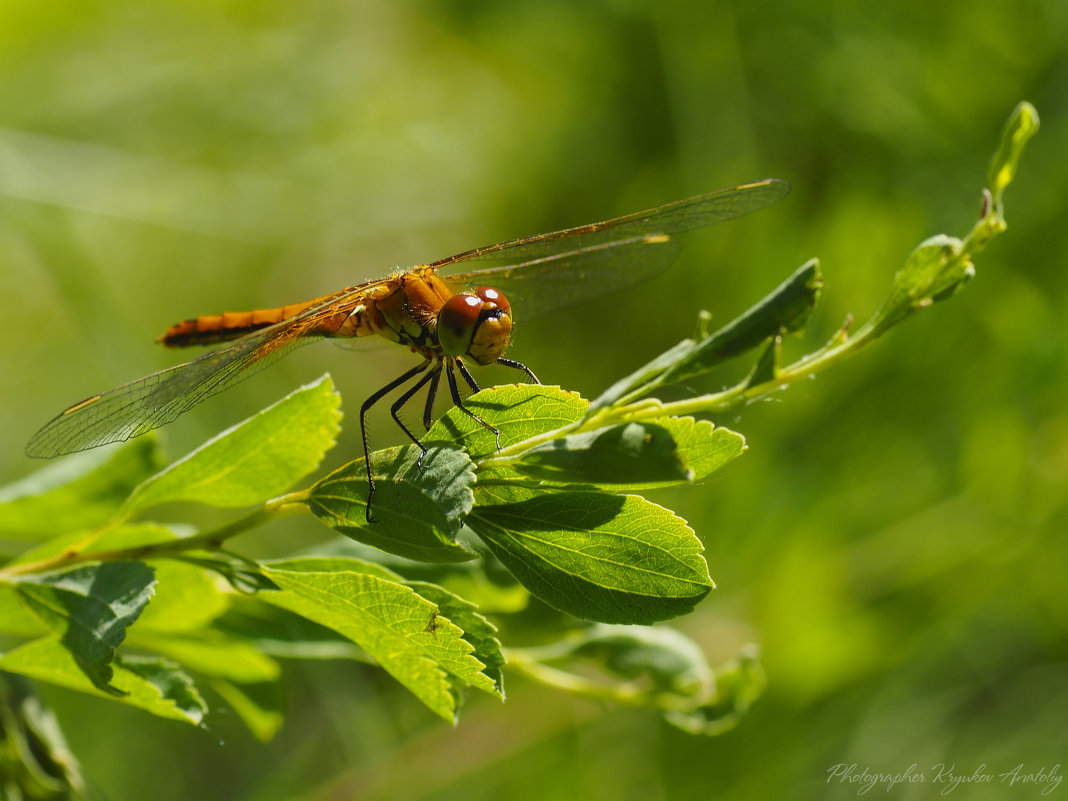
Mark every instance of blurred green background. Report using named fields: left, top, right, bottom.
left=2, top=0, right=1066, bottom=799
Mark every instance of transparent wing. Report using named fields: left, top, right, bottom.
left=444, top=233, right=681, bottom=320
left=431, top=178, right=788, bottom=271
left=26, top=317, right=327, bottom=458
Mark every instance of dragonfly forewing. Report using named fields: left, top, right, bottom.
left=431, top=178, right=789, bottom=271
left=25, top=324, right=323, bottom=458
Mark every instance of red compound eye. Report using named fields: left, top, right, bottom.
left=437, top=294, right=482, bottom=357
left=475, top=286, right=510, bottom=315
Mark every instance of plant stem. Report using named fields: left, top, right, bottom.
left=0, top=494, right=308, bottom=581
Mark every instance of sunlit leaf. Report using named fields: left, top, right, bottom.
left=211, top=679, right=285, bottom=742
left=988, top=101, right=1040, bottom=204
left=0, top=438, right=162, bottom=540
left=260, top=562, right=500, bottom=721
left=120, top=374, right=341, bottom=514
left=0, top=638, right=206, bottom=725
left=424, top=384, right=588, bottom=458
left=402, top=580, right=506, bottom=696
left=134, top=559, right=231, bottom=632
left=130, top=630, right=281, bottom=683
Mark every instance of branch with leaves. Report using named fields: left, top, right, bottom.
left=0, top=104, right=1039, bottom=780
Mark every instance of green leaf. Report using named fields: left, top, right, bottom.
left=6, top=522, right=178, bottom=568
left=587, top=260, right=821, bottom=411
left=988, top=101, right=1040, bottom=205
left=133, top=559, right=231, bottom=632
left=568, top=624, right=713, bottom=699
left=13, top=562, right=156, bottom=695
left=587, top=340, right=698, bottom=413
left=744, top=335, right=782, bottom=388
left=210, top=679, right=285, bottom=742
left=467, top=492, right=713, bottom=624
left=120, top=374, right=341, bottom=514
left=0, top=588, right=48, bottom=637
left=658, top=259, right=822, bottom=388
left=0, top=438, right=162, bottom=540
left=261, top=555, right=506, bottom=693
left=512, top=422, right=694, bottom=487
left=425, top=384, right=588, bottom=458
left=0, top=638, right=206, bottom=725
left=0, top=671, right=91, bottom=797
left=129, top=630, right=281, bottom=682
left=401, top=580, right=506, bottom=696
left=117, top=654, right=207, bottom=724
left=874, top=234, right=973, bottom=333
left=9, top=524, right=234, bottom=633
left=308, top=446, right=476, bottom=563
left=210, top=598, right=364, bottom=660
left=664, top=645, right=766, bottom=736
left=260, top=561, right=500, bottom=721
left=482, top=417, right=745, bottom=494
left=658, top=417, right=746, bottom=485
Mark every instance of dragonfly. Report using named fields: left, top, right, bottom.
left=26, top=178, right=789, bottom=519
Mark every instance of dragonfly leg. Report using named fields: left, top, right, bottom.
left=422, top=363, right=442, bottom=431
left=389, top=363, right=442, bottom=472
left=495, top=357, right=540, bottom=384
left=455, top=357, right=481, bottom=393
left=361, top=359, right=433, bottom=523
left=448, top=360, right=501, bottom=451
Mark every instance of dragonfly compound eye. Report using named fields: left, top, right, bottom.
left=468, top=286, right=512, bottom=364
left=437, top=289, right=513, bottom=364
left=474, top=286, right=510, bottom=315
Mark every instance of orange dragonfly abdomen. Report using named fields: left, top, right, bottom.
left=158, top=299, right=323, bottom=347
left=158, top=266, right=456, bottom=352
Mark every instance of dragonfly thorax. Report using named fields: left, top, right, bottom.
left=437, top=286, right=513, bottom=365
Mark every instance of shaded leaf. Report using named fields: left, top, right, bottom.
left=482, top=416, right=745, bottom=495
left=0, top=671, right=90, bottom=798
left=568, top=624, right=713, bottom=699
left=13, top=562, right=156, bottom=695
left=467, top=492, right=712, bottom=623
left=117, top=655, right=207, bottom=725
left=308, top=446, right=476, bottom=563
left=513, top=422, right=693, bottom=486
left=587, top=261, right=821, bottom=411
left=664, top=645, right=766, bottom=736
left=209, top=598, right=364, bottom=661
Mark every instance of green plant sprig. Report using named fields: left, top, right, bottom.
left=0, top=102, right=1038, bottom=741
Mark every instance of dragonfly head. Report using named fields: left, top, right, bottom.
left=437, top=286, right=513, bottom=365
